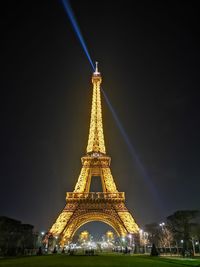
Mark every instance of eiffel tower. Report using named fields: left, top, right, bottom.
left=49, top=63, right=139, bottom=245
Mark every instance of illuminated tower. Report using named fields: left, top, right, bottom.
left=49, top=63, right=139, bottom=245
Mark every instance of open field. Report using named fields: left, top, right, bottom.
left=0, top=255, right=200, bottom=267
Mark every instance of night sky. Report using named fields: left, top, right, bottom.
left=0, top=1, right=200, bottom=234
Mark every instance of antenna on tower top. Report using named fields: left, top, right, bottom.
left=95, top=61, right=98, bottom=73
left=94, top=61, right=100, bottom=75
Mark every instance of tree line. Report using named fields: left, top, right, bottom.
left=144, top=210, right=200, bottom=256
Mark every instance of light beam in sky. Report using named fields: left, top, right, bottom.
left=61, top=0, right=95, bottom=70
left=61, top=0, right=165, bottom=217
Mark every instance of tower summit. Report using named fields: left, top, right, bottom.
left=87, top=62, right=105, bottom=154
left=94, top=61, right=100, bottom=75
left=48, top=64, right=139, bottom=246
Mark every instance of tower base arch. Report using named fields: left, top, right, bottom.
left=49, top=193, right=139, bottom=246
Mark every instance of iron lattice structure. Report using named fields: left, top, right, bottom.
left=49, top=64, right=139, bottom=245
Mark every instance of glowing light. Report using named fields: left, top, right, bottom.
left=74, top=69, right=118, bottom=194
left=49, top=69, right=139, bottom=244
left=106, top=231, right=114, bottom=241
left=159, top=222, right=165, bottom=227
left=49, top=211, right=73, bottom=236
left=73, top=164, right=90, bottom=192
left=61, top=0, right=163, bottom=217
left=101, top=168, right=118, bottom=192
left=61, top=0, right=95, bottom=70
left=118, top=212, right=139, bottom=233
left=87, top=71, right=106, bottom=154
left=101, top=88, right=164, bottom=214
left=79, top=231, right=89, bottom=242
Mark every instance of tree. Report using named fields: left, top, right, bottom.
left=145, top=223, right=160, bottom=247
left=191, top=223, right=200, bottom=255
left=167, top=210, right=199, bottom=256
left=145, top=222, right=173, bottom=254
left=159, top=225, right=173, bottom=254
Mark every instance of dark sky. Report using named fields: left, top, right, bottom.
left=0, top=1, right=200, bottom=234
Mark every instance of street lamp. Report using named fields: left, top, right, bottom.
left=128, top=234, right=132, bottom=247
left=54, top=236, right=58, bottom=249
left=143, top=232, right=148, bottom=254
left=139, top=229, right=148, bottom=254
left=38, top=231, right=45, bottom=248
left=196, top=241, right=200, bottom=255
left=159, top=222, right=166, bottom=254
left=121, top=237, right=125, bottom=247
left=159, top=222, right=165, bottom=228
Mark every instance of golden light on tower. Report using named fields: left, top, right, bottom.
left=79, top=231, right=89, bottom=242
left=106, top=231, right=114, bottom=241
left=48, top=63, right=139, bottom=246
left=87, top=62, right=105, bottom=154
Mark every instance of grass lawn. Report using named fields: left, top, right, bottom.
left=0, top=254, right=200, bottom=267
